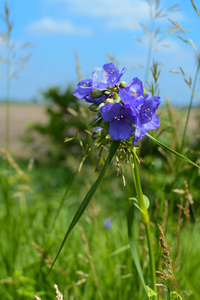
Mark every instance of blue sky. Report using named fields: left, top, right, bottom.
left=0, top=0, right=200, bottom=106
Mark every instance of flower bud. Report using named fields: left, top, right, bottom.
left=90, top=88, right=103, bottom=98
left=98, top=103, right=105, bottom=111
left=143, top=88, right=147, bottom=95
left=120, top=81, right=127, bottom=87
left=114, top=95, right=121, bottom=103
left=89, top=103, right=99, bottom=112
left=92, top=129, right=102, bottom=139
left=106, top=98, right=114, bottom=104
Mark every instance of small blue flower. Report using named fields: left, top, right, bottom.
left=119, top=77, right=147, bottom=107
left=73, top=71, right=98, bottom=99
left=134, top=97, right=161, bottom=143
left=100, top=103, right=136, bottom=140
left=98, top=62, right=126, bottom=89
left=103, top=219, right=113, bottom=229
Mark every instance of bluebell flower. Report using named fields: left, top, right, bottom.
left=98, top=62, right=126, bottom=89
left=73, top=71, right=99, bottom=99
left=100, top=103, right=136, bottom=140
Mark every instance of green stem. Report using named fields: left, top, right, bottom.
left=145, top=222, right=157, bottom=297
left=129, top=151, right=158, bottom=299
left=180, top=57, right=200, bottom=152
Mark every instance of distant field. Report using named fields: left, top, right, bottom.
left=0, top=103, right=48, bottom=159
left=0, top=102, right=199, bottom=160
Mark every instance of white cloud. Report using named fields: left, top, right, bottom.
left=68, top=0, right=150, bottom=30
left=43, top=0, right=184, bottom=31
left=27, top=17, right=92, bottom=36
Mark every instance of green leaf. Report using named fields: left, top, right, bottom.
left=127, top=200, right=150, bottom=299
left=146, top=133, right=200, bottom=169
left=129, top=194, right=150, bottom=211
left=108, top=244, right=130, bottom=257
left=47, top=140, right=120, bottom=275
left=170, top=291, right=182, bottom=300
left=146, top=285, right=157, bottom=297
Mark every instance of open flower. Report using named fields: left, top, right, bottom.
left=119, top=77, right=147, bottom=107
left=98, top=62, right=126, bottom=89
left=100, top=103, right=136, bottom=140
left=134, top=97, right=161, bottom=143
left=73, top=71, right=99, bottom=99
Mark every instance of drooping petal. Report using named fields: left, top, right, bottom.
left=85, top=94, right=106, bottom=105
left=109, top=119, right=133, bottom=140
left=100, top=103, right=123, bottom=122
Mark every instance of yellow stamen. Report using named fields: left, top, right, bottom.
left=148, top=118, right=151, bottom=120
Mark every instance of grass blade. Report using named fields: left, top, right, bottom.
left=146, top=133, right=200, bottom=169
left=47, top=140, right=120, bottom=275
left=127, top=200, right=149, bottom=299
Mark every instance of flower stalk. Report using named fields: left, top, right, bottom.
left=129, top=150, right=158, bottom=299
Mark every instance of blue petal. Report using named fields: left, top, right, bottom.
left=140, top=96, right=161, bottom=123
left=85, top=94, right=106, bottom=104
left=119, top=89, right=132, bottom=105
left=109, top=119, right=133, bottom=140
left=99, top=63, right=126, bottom=88
left=92, top=71, right=98, bottom=86
left=123, top=105, right=137, bottom=124
left=100, top=103, right=123, bottom=122
left=73, top=79, right=93, bottom=99
left=125, top=77, right=143, bottom=97
left=134, top=114, right=160, bottom=143
left=101, top=62, right=119, bottom=82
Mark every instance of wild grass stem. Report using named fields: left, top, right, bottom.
left=180, top=56, right=200, bottom=152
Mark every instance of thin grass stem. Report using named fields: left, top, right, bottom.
left=180, top=56, right=200, bottom=152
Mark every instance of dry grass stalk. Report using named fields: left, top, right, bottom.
left=34, top=296, right=42, bottom=300
left=174, top=198, right=183, bottom=263
left=157, top=224, right=177, bottom=290
left=161, top=200, right=168, bottom=233
left=0, top=147, right=28, bottom=179
left=176, top=181, right=193, bottom=228
left=79, top=224, right=103, bottom=300
left=75, top=51, right=82, bottom=82
left=54, top=284, right=63, bottom=300
left=32, top=242, right=53, bottom=264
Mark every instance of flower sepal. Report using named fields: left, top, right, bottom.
left=90, top=88, right=104, bottom=98
left=88, top=117, right=101, bottom=128
left=89, top=103, right=99, bottom=112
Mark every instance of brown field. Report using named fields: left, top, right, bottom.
left=0, top=103, right=48, bottom=159
left=0, top=102, right=199, bottom=160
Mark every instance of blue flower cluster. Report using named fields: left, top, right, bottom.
left=73, top=62, right=161, bottom=144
